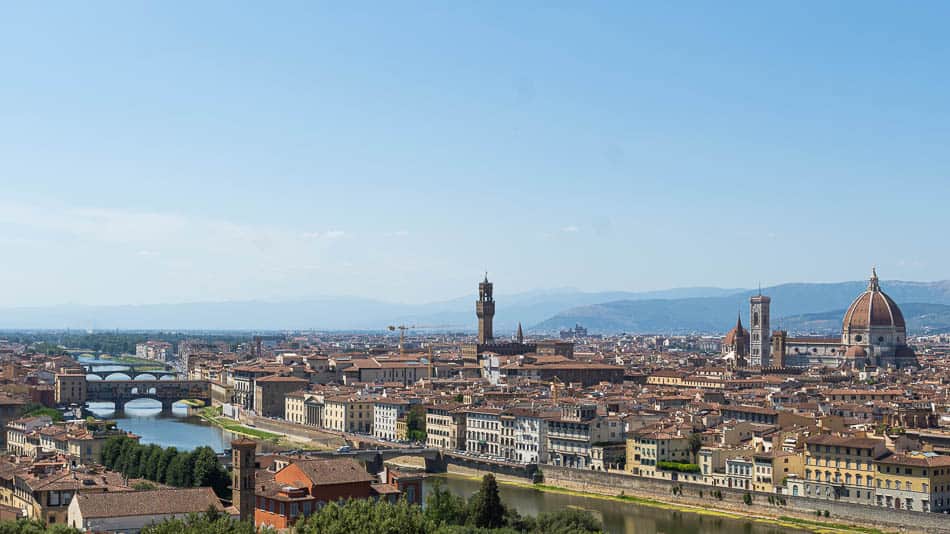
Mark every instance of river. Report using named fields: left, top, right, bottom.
left=427, top=476, right=801, bottom=534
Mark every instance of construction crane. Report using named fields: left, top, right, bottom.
left=386, top=324, right=455, bottom=355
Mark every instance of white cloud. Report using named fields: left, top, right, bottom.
left=561, top=225, right=580, bottom=233
left=302, top=230, right=346, bottom=240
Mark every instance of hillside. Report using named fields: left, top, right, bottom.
left=533, top=280, right=950, bottom=335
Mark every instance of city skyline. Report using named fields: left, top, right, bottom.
left=3, top=2, right=949, bottom=307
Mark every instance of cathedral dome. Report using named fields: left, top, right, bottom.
left=842, top=268, right=906, bottom=331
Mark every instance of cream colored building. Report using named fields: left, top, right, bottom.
left=323, top=395, right=374, bottom=433
left=426, top=404, right=465, bottom=451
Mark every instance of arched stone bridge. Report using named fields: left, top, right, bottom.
left=84, top=379, right=210, bottom=411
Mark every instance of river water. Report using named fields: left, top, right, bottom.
left=428, top=476, right=801, bottom=534
left=75, top=355, right=800, bottom=532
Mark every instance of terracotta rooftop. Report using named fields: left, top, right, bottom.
left=72, top=487, right=224, bottom=518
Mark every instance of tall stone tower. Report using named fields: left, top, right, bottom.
left=749, top=293, right=771, bottom=367
left=231, top=439, right=257, bottom=523
left=476, top=274, right=495, bottom=344
left=771, top=330, right=787, bottom=369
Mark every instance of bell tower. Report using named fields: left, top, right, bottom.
left=476, top=274, right=495, bottom=344
left=232, top=439, right=257, bottom=523
left=749, top=292, right=771, bottom=367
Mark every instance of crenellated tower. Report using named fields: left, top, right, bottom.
left=476, top=274, right=495, bottom=344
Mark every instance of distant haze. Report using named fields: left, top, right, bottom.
left=2, top=280, right=949, bottom=334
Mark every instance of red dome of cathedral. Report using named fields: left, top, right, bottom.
left=842, top=268, right=906, bottom=331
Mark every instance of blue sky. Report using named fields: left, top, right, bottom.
left=1, top=1, right=948, bottom=307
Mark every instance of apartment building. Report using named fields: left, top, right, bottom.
left=425, top=404, right=465, bottom=451
left=465, top=407, right=503, bottom=456
left=253, top=376, right=309, bottom=418
left=374, top=399, right=411, bottom=441
left=626, top=429, right=692, bottom=478
left=500, top=409, right=547, bottom=464
left=547, top=403, right=621, bottom=470
left=874, top=452, right=950, bottom=512
left=792, top=434, right=887, bottom=505
left=323, top=396, right=374, bottom=434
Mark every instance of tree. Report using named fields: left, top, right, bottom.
left=140, top=511, right=265, bottom=534
left=101, top=436, right=124, bottom=468
left=165, top=453, right=186, bottom=486
left=406, top=405, right=427, bottom=442
left=469, top=474, right=506, bottom=529
left=295, top=498, right=431, bottom=534
left=144, top=445, right=163, bottom=481
left=534, top=509, right=603, bottom=534
left=688, top=432, right=703, bottom=461
left=126, top=446, right=144, bottom=479
left=22, top=403, right=63, bottom=422
left=0, top=519, right=81, bottom=533
left=116, top=438, right=138, bottom=476
left=156, top=447, right=178, bottom=484
left=179, top=451, right=196, bottom=487
left=192, top=447, right=219, bottom=487
left=425, top=479, right=469, bottom=526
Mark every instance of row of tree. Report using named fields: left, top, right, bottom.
left=151, top=474, right=602, bottom=534
left=0, top=474, right=601, bottom=534
left=100, top=436, right=229, bottom=497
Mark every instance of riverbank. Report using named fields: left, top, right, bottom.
left=442, top=466, right=893, bottom=534
left=196, top=407, right=330, bottom=450
left=197, top=407, right=283, bottom=441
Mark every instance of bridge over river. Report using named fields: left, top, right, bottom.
left=56, top=372, right=211, bottom=412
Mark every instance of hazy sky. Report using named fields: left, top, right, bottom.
left=2, top=2, right=948, bottom=307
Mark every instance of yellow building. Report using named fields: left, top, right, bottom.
left=323, top=395, right=374, bottom=433
left=425, top=404, right=466, bottom=451
left=874, top=452, right=950, bottom=513
left=795, top=434, right=886, bottom=505
left=752, top=450, right=803, bottom=493
left=626, top=430, right=692, bottom=478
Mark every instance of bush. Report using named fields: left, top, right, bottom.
left=823, top=510, right=830, bottom=518
left=532, top=469, right=544, bottom=484
left=656, top=461, right=701, bottom=473
left=743, top=493, right=753, bottom=505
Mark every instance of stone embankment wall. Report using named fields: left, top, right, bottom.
left=241, top=414, right=346, bottom=448
left=542, top=465, right=950, bottom=533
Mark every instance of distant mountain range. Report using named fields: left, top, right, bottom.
left=0, top=286, right=742, bottom=332
left=2, top=280, right=949, bottom=334
left=532, top=280, right=950, bottom=335
left=777, top=303, right=950, bottom=335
